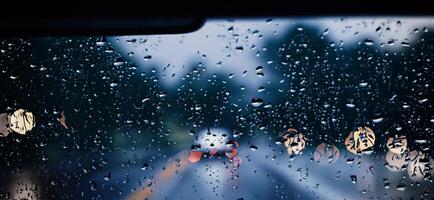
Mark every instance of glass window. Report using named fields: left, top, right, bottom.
left=0, top=18, right=433, bottom=200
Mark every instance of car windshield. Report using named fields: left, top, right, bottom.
left=1, top=17, right=433, bottom=200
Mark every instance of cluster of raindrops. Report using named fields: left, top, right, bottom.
left=281, top=128, right=307, bottom=159
left=344, top=127, right=375, bottom=155
left=313, top=143, right=340, bottom=165
left=384, top=134, right=434, bottom=182
left=1, top=18, right=434, bottom=199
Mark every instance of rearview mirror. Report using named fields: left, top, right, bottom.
left=0, top=17, right=205, bottom=36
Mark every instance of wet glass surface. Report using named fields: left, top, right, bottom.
left=0, top=18, right=433, bottom=200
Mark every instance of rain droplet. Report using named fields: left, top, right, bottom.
left=141, top=163, right=149, bottom=171
left=256, top=66, right=264, bottom=77
left=359, top=82, right=368, bottom=87
left=141, top=97, right=150, bottom=103
left=396, top=183, right=406, bottom=191
left=250, top=145, right=258, bottom=151
left=251, top=98, right=264, bottom=107
left=346, top=103, right=355, bottom=108
left=104, top=173, right=111, bottom=181
left=383, top=178, right=390, bottom=189
left=143, top=55, right=152, bottom=61
left=126, top=39, right=137, bottom=44
left=322, top=28, right=329, bottom=35
left=387, top=40, right=395, bottom=46
left=418, top=98, right=428, bottom=104
left=364, top=39, right=374, bottom=46
left=375, top=26, right=382, bottom=32
left=158, top=92, right=167, bottom=98
left=350, top=175, right=357, bottom=184
left=400, top=42, right=410, bottom=47
left=113, top=58, right=125, bottom=66
left=90, top=182, right=97, bottom=191
left=105, top=48, right=114, bottom=53
left=372, top=117, right=384, bottom=123
left=415, top=139, right=427, bottom=144
left=96, top=39, right=106, bottom=46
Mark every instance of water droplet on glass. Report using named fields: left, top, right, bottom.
left=141, top=163, right=149, bottom=171
left=364, top=39, right=374, bottom=46
left=251, top=98, right=264, bottom=107
left=264, top=104, right=272, bottom=109
left=104, top=172, right=111, bottom=181
left=125, top=39, right=137, bottom=44
left=113, top=58, right=125, bottom=66
left=346, top=103, right=355, bottom=108
left=396, top=183, right=406, bottom=191
left=105, top=48, right=114, bottom=53
left=158, top=92, right=167, bottom=98
left=384, top=178, right=390, bottom=189
left=418, top=98, right=428, bottom=104
left=372, top=117, right=384, bottom=123
left=90, top=181, right=97, bottom=191
left=96, top=39, right=106, bottom=46
left=143, top=55, right=152, bottom=61
left=141, top=97, right=150, bottom=103
left=350, top=175, right=357, bottom=184
left=415, top=139, right=427, bottom=144
left=359, top=82, right=368, bottom=87
left=401, top=41, right=410, bottom=47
